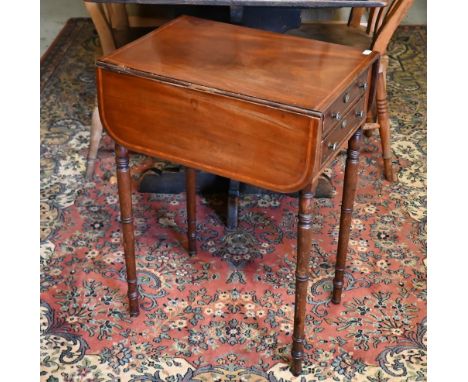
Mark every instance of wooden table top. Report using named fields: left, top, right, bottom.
left=86, top=0, right=387, bottom=8
left=97, top=16, right=378, bottom=192
left=98, top=16, right=378, bottom=114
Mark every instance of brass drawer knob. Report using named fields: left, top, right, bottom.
left=341, top=119, right=348, bottom=129
left=358, top=81, right=368, bottom=90
left=355, top=110, right=364, bottom=118
left=343, top=92, right=350, bottom=103
left=328, top=142, right=338, bottom=151
left=331, top=112, right=342, bottom=121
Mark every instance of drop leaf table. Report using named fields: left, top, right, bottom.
left=96, top=15, right=379, bottom=376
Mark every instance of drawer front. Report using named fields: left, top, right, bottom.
left=323, top=69, right=369, bottom=136
left=321, top=95, right=366, bottom=166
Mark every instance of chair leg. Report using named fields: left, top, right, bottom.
left=115, top=144, right=140, bottom=317
left=290, top=181, right=317, bottom=377
left=332, top=128, right=362, bottom=304
left=185, top=167, right=197, bottom=256
left=376, top=71, right=397, bottom=182
left=86, top=106, right=104, bottom=179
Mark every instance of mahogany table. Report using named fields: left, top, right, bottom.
left=96, top=15, right=379, bottom=376
left=84, top=0, right=386, bottom=195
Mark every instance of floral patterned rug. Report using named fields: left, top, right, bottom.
left=40, top=19, right=427, bottom=382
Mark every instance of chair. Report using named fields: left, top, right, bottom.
left=83, top=2, right=239, bottom=178
left=84, top=2, right=166, bottom=178
left=288, top=0, right=414, bottom=181
left=85, top=3, right=127, bottom=178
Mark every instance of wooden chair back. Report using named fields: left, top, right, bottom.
left=348, top=0, right=414, bottom=54
left=103, top=3, right=129, bottom=31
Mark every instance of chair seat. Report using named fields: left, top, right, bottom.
left=286, top=23, right=372, bottom=51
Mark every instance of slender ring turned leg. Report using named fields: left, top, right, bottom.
left=376, top=71, right=396, bottom=182
left=332, top=128, right=363, bottom=304
left=115, top=144, right=139, bottom=317
left=291, top=182, right=316, bottom=376
left=185, top=167, right=197, bottom=256
left=86, top=106, right=104, bottom=179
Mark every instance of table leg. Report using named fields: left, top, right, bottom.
left=185, top=167, right=197, bottom=256
left=115, top=144, right=140, bottom=317
left=291, top=182, right=317, bottom=376
left=332, top=128, right=362, bottom=304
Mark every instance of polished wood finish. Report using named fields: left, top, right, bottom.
left=291, top=181, right=317, bottom=376
left=97, top=17, right=379, bottom=375
left=323, top=69, right=369, bottom=136
left=97, top=68, right=321, bottom=193
left=321, top=95, right=366, bottom=166
left=287, top=0, right=414, bottom=181
left=100, top=16, right=376, bottom=115
left=115, top=144, right=140, bottom=316
left=97, top=16, right=378, bottom=193
left=332, top=128, right=362, bottom=304
left=84, top=0, right=386, bottom=178
left=185, top=167, right=197, bottom=256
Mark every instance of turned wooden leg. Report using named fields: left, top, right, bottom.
left=332, top=129, right=362, bottom=304
left=227, top=180, right=240, bottom=229
left=291, top=182, right=317, bottom=376
left=86, top=106, right=104, bottom=179
left=185, top=167, right=197, bottom=256
left=115, top=144, right=139, bottom=317
left=376, top=71, right=397, bottom=182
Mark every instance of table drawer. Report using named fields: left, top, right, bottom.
left=321, top=95, right=366, bottom=166
left=323, top=69, right=369, bottom=136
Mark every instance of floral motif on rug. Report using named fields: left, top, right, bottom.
left=40, top=19, right=426, bottom=381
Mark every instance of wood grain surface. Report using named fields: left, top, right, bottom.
left=97, top=68, right=321, bottom=193
left=98, top=16, right=379, bottom=114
